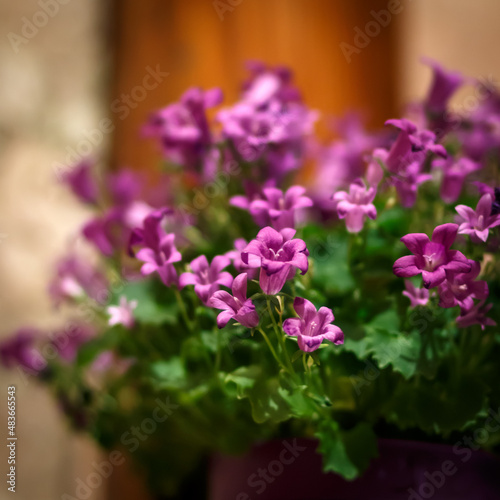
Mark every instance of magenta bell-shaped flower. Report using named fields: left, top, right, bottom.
left=283, top=297, right=344, bottom=352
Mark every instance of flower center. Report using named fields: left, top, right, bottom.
left=268, top=247, right=285, bottom=260
left=199, top=269, right=210, bottom=284
left=423, top=253, right=438, bottom=271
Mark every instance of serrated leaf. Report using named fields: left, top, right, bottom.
left=224, top=365, right=261, bottom=398
left=150, top=357, right=186, bottom=389
left=316, top=422, right=378, bottom=480
left=315, top=421, right=358, bottom=480
left=277, top=386, right=315, bottom=418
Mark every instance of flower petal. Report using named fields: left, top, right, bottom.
left=393, top=255, right=420, bottom=277
left=432, top=223, right=458, bottom=248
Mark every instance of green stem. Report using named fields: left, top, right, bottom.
left=266, top=298, right=296, bottom=377
left=174, top=287, right=193, bottom=331
left=258, top=327, right=288, bottom=374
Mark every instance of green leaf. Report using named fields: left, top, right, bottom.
left=277, top=386, right=315, bottom=418
left=309, top=236, right=355, bottom=295
left=117, top=280, right=178, bottom=325
left=247, top=378, right=291, bottom=424
left=315, top=421, right=378, bottom=480
left=315, top=421, right=357, bottom=480
left=367, top=329, right=421, bottom=380
left=341, top=423, right=378, bottom=473
left=150, top=357, right=187, bottom=389
left=224, top=365, right=261, bottom=398
left=368, top=309, right=400, bottom=332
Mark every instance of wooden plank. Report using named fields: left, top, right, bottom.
left=109, top=0, right=398, bottom=171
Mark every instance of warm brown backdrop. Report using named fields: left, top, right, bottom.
left=110, top=0, right=398, bottom=171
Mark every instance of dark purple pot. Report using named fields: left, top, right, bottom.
left=209, top=438, right=500, bottom=500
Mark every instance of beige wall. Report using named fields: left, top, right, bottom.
left=0, top=1, right=108, bottom=499
left=398, top=0, right=500, bottom=108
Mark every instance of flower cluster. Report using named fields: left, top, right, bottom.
left=394, top=222, right=496, bottom=329
left=1, top=60, right=499, bottom=494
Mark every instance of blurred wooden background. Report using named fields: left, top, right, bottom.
left=110, top=0, right=398, bottom=171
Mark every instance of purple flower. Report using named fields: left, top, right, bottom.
left=438, top=261, right=488, bottom=310
left=51, top=323, right=95, bottom=363
left=423, top=58, right=463, bottom=115
left=61, top=159, right=98, bottom=205
left=217, top=92, right=317, bottom=181
left=456, top=194, right=500, bottom=243
left=283, top=297, right=344, bottom=352
left=143, top=87, right=223, bottom=169
left=374, top=119, right=447, bottom=207
left=225, top=238, right=258, bottom=280
left=0, top=329, right=47, bottom=374
left=179, top=255, right=233, bottom=304
left=107, top=168, right=144, bottom=207
left=107, top=297, right=138, bottom=329
left=456, top=300, right=496, bottom=330
left=384, top=119, right=447, bottom=170
left=132, top=208, right=181, bottom=286
left=209, top=273, right=259, bottom=329
left=333, top=180, right=377, bottom=233
left=82, top=208, right=129, bottom=256
left=393, top=223, right=471, bottom=289
left=402, top=281, right=430, bottom=308
left=242, top=227, right=309, bottom=295
left=242, top=61, right=302, bottom=105
left=89, top=350, right=135, bottom=376
left=48, top=254, right=108, bottom=306
left=432, top=157, right=481, bottom=203
left=233, top=186, right=313, bottom=230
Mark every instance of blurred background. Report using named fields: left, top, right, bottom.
left=1, top=0, right=499, bottom=498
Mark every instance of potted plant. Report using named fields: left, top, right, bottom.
left=2, top=60, right=500, bottom=500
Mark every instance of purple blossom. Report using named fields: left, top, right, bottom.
left=333, top=180, right=377, bottom=233
left=283, top=297, right=344, bottom=352
left=242, top=227, right=309, bottom=295
left=402, top=281, right=430, bottom=308
left=209, top=273, right=259, bottom=329
left=423, top=58, right=464, bottom=115
left=438, top=261, right=488, bottom=310
left=51, top=323, right=95, bottom=363
left=374, top=119, right=446, bottom=207
left=242, top=61, right=302, bottom=105
left=225, top=238, right=257, bottom=280
left=384, top=119, right=447, bottom=169
left=179, top=255, right=233, bottom=304
left=456, top=194, right=500, bottom=243
left=393, top=223, right=471, bottom=289
left=89, top=350, right=135, bottom=376
left=217, top=90, right=317, bottom=180
left=82, top=208, right=130, bottom=257
left=107, top=168, right=144, bottom=207
left=456, top=300, right=496, bottom=330
left=143, top=87, right=223, bottom=169
left=61, top=159, right=98, bottom=205
left=107, top=297, right=138, bottom=329
left=432, top=157, right=481, bottom=203
left=48, top=255, right=108, bottom=306
left=233, top=186, right=313, bottom=230
left=0, top=329, right=47, bottom=374
left=134, top=210, right=182, bottom=287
